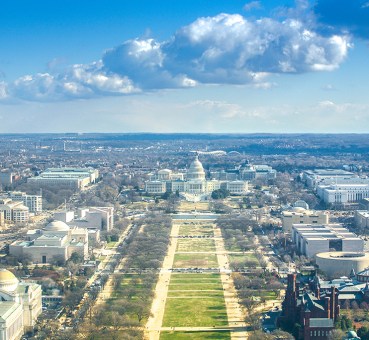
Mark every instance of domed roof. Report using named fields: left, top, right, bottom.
left=291, top=207, right=306, bottom=213
left=44, top=220, right=70, bottom=232
left=187, top=154, right=205, bottom=180
left=0, top=269, right=18, bottom=292
left=158, top=169, right=172, bottom=174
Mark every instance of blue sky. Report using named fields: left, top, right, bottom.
left=1, top=0, right=369, bottom=133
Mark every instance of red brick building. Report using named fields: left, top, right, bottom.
left=280, top=274, right=339, bottom=339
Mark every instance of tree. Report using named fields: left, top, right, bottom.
left=51, top=254, right=66, bottom=266
left=272, top=329, right=295, bottom=339
left=358, top=326, right=369, bottom=340
left=134, top=301, right=151, bottom=323
left=211, top=188, right=230, bottom=199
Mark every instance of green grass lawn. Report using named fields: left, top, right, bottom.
left=173, top=253, right=218, bottom=268
left=169, top=273, right=223, bottom=291
left=163, top=274, right=228, bottom=327
left=178, top=224, right=214, bottom=236
left=162, top=297, right=228, bottom=327
left=176, top=238, right=216, bottom=252
left=167, top=290, right=224, bottom=298
left=160, top=331, right=231, bottom=339
left=228, top=253, right=259, bottom=264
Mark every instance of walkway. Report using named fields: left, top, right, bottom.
left=213, top=225, right=249, bottom=340
left=145, top=223, right=180, bottom=340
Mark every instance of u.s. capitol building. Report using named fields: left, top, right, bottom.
left=145, top=154, right=248, bottom=201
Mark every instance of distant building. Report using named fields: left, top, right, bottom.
left=28, top=167, right=99, bottom=189
left=292, top=224, right=363, bottom=257
left=318, top=181, right=369, bottom=204
left=210, top=162, right=277, bottom=182
left=279, top=273, right=338, bottom=340
left=0, top=269, right=42, bottom=339
left=9, top=220, right=88, bottom=264
left=0, top=191, right=42, bottom=213
left=0, top=198, right=29, bottom=224
left=303, top=169, right=355, bottom=189
left=282, top=208, right=329, bottom=232
left=145, top=154, right=249, bottom=200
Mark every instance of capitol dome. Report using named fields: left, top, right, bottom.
left=187, top=154, right=206, bottom=180
left=291, top=207, right=307, bottom=213
left=44, top=220, right=70, bottom=232
left=0, top=269, right=19, bottom=292
left=158, top=169, right=172, bottom=174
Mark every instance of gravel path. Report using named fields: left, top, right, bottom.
left=145, top=223, right=180, bottom=340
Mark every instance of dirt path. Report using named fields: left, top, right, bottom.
left=213, top=225, right=249, bottom=340
left=145, top=223, right=180, bottom=340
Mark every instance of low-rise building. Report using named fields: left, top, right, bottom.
left=318, top=183, right=369, bottom=204
left=282, top=207, right=329, bottom=232
left=355, top=210, right=369, bottom=229
left=292, top=223, right=363, bottom=258
left=28, top=167, right=99, bottom=189
left=0, top=198, right=29, bottom=224
left=9, top=220, right=88, bottom=264
left=7, top=191, right=42, bottom=213
left=54, top=206, right=114, bottom=231
left=303, top=169, right=355, bottom=189
left=316, top=252, right=369, bottom=278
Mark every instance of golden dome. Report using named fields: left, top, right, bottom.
left=0, top=269, right=17, bottom=282
left=0, top=269, right=19, bottom=292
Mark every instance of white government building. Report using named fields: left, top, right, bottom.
left=302, top=169, right=369, bottom=204
left=7, top=192, right=42, bottom=213
left=281, top=207, right=329, bottom=232
left=28, top=168, right=99, bottom=189
left=302, top=169, right=356, bottom=189
left=0, top=199, right=29, bottom=225
left=292, top=223, right=364, bottom=258
left=145, top=154, right=248, bottom=201
left=0, top=269, right=42, bottom=340
left=317, top=181, right=369, bottom=204
left=9, top=220, right=88, bottom=264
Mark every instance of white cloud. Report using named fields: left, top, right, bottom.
left=243, top=1, right=262, bottom=11
left=3, top=12, right=351, bottom=101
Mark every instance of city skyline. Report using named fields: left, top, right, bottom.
left=1, top=0, right=369, bottom=133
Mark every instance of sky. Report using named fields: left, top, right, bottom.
left=1, top=0, right=369, bottom=133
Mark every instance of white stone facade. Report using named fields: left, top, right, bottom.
left=0, top=199, right=29, bottom=224
left=292, top=223, right=363, bottom=258
left=28, top=168, right=99, bottom=189
left=0, top=269, right=42, bottom=340
left=145, top=155, right=248, bottom=199
left=282, top=208, right=329, bottom=232
left=9, top=221, right=88, bottom=264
